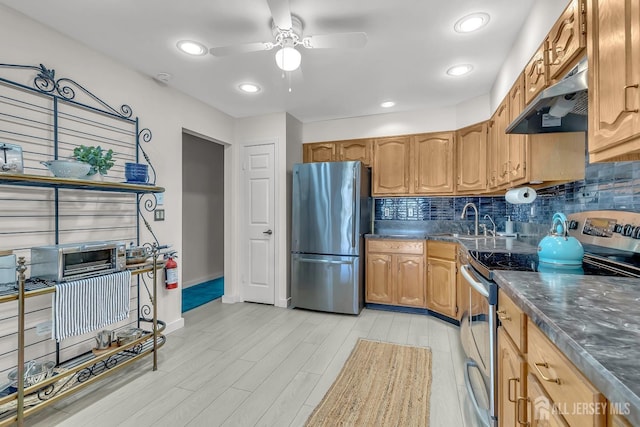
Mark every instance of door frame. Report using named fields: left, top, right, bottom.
left=228, top=138, right=283, bottom=306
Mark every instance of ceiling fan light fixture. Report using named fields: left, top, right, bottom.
left=238, top=83, right=261, bottom=93
left=446, top=64, right=473, bottom=76
left=275, top=47, right=301, bottom=71
left=176, top=40, right=208, bottom=56
left=454, top=13, right=490, bottom=33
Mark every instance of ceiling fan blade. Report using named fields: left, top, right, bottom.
left=209, top=42, right=273, bottom=57
left=302, top=32, right=368, bottom=49
left=266, top=0, right=292, bottom=29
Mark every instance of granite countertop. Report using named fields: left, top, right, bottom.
left=365, top=233, right=540, bottom=254
left=494, top=271, right=640, bottom=426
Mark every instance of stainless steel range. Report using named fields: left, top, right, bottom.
left=459, top=210, right=640, bottom=427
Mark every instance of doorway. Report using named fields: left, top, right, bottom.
left=181, top=132, right=225, bottom=311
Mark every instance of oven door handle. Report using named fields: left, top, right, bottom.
left=461, top=265, right=489, bottom=298
left=464, top=359, right=491, bottom=427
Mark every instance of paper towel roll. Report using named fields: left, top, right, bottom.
left=505, top=187, right=537, bottom=204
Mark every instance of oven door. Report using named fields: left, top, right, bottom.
left=460, top=264, right=497, bottom=427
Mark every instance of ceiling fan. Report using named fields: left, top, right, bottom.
left=209, top=0, right=368, bottom=72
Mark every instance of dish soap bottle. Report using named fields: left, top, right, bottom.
left=505, top=216, right=514, bottom=235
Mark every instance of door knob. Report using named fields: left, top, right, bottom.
left=263, top=229, right=273, bottom=235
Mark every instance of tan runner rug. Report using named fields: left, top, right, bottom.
left=306, top=339, right=432, bottom=426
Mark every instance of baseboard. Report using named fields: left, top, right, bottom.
left=183, top=271, right=224, bottom=288
left=221, top=295, right=239, bottom=304
left=164, top=317, right=185, bottom=334
left=276, top=297, right=291, bottom=308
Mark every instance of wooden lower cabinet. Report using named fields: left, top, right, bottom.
left=527, top=373, right=570, bottom=427
left=499, top=328, right=527, bottom=427
left=365, top=253, right=393, bottom=304
left=365, top=239, right=426, bottom=308
left=426, top=241, right=457, bottom=317
left=527, top=319, right=607, bottom=427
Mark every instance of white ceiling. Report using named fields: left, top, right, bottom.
left=0, top=0, right=535, bottom=123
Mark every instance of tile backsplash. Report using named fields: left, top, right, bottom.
left=374, top=160, right=640, bottom=230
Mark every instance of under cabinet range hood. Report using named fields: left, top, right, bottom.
left=506, top=59, right=588, bottom=134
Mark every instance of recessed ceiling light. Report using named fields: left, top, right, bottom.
left=238, top=83, right=261, bottom=93
left=454, top=13, right=490, bottom=33
left=381, top=101, right=395, bottom=108
left=176, top=40, right=207, bottom=56
left=446, top=64, right=474, bottom=76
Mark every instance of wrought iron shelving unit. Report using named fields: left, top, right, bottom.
left=0, top=63, right=167, bottom=426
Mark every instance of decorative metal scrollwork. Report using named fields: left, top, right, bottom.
left=137, top=128, right=157, bottom=185
left=0, top=63, right=133, bottom=118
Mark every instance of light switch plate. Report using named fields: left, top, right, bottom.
left=155, top=192, right=164, bottom=205
left=154, top=209, right=165, bottom=221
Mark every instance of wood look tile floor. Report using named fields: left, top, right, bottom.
left=29, top=300, right=477, bottom=427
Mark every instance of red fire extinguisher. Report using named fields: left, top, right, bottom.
left=164, top=252, right=178, bottom=289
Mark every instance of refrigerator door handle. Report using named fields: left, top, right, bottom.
left=296, top=257, right=352, bottom=265
left=352, top=170, right=357, bottom=248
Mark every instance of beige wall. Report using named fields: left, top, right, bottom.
left=182, top=133, right=224, bottom=288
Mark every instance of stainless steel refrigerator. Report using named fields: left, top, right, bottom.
left=291, top=161, right=370, bottom=315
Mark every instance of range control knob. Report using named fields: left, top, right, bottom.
left=568, top=220, right=579, bottom=230
left=623, top=224, right=634, bottom=237
left=633, top=227, right=640, bottom=239
left=614, top=224, right=623, bottom=234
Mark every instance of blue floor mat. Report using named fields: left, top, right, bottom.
left=182, top=277, right=224, bottom=313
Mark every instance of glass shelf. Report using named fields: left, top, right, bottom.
left=0, top=173, right=164, bottom=193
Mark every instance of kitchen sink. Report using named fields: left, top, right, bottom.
left=433, top=233, right=504, bottom=240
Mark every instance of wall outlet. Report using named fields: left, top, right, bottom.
left=154, top=209, right=165, bottom=221
left=408, top=207, right=415, bottom=217
left=384, top=207, right=390, bottom=217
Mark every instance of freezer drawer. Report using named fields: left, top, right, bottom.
left=291, top=253, right=363, bottom=315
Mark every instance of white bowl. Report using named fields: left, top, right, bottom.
left=41, top=160, right=91, bottom=178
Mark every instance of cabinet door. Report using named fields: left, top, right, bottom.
left=489, top=100, right=510, bottom=189
left=527, top=374, right=569, bottom=427
left=456, top=122, right=487, bottom=192
left=524, top=43, right=549, bottom=105
left=303, top=143, right=336, bottom=163
left=508, top=75, right=529, bottom=185
left=499, top=328, right=527, bottom=427
left=338, top=139, right=372, bottom=166
left=412, top=132, right=455, bottom=194
left=548, top=0, right=587, bottom=81
left=396, top=254, right=426, bottom=308
left=426, top=257, right=457, bottom=317
left=372, top=136, right=411, bottom=195
left=366, top=253, right=393, bottom=304
left=588, top=0, right=640, bottom=162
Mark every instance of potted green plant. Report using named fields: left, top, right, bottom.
left=72, top=145, right=115, bottom=176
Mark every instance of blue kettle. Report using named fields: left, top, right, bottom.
left=537, top=212, right=584, bottom=266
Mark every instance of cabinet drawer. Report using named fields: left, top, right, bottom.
left=527, top=319, right=606, bottom=427
left=367, top=239, right=424, bottom=254
left=426, top=241, right=456, bottom=260
left=498, top=291, right=527, bottom=354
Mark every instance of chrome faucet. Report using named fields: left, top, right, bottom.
left=461, top=202, right=479, bottom=236
left=484, top=214, right=496, bottom=237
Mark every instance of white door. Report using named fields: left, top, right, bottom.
left=241, top=143, right=275, bottom=304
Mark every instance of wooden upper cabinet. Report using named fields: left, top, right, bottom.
left=587, top=0, right=640, bottom=162
left=524, top=42, right=549, bottom=105
left=338, top=139, right=372, bottom=166
left=411, top=132, right=455, bottom=194
left=456, top=122, right=487, bottom=193
left=489, top=100, right=510, bottom=189
left=547, top=0, right=587, bottom=81
left=372, top=136, right=411, bottom=195
left=508, top=74, right=529, bottom=186
left=303, top=142, right=335, bottom=163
